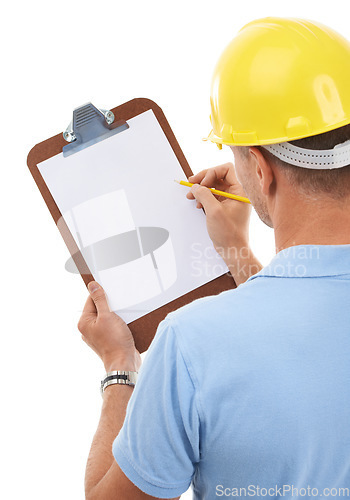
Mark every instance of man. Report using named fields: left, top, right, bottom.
left=78, top=18, right=350, bottom=499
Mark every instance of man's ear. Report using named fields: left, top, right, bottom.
left=248, top=147, right=275, bottom=196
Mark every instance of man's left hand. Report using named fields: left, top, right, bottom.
left=78, top=281, right=142, bottom=373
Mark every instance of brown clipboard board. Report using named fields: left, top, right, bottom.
left=27, top=98, right=236, bottom=353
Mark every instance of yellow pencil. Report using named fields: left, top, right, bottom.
left=174, top=179, right=251, bottom=204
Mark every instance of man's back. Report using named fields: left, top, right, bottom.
left=114, top=244, right=350, bottom=499
left=176, top=244, right=350, bottom=498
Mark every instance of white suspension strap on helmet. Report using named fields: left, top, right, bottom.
left=261, top=139, right=350, bottom=170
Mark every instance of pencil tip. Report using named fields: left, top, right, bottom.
left=174, top=179, right=180, bottom=183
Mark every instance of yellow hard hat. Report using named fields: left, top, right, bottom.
left=207, top=17, right=350, bottom=148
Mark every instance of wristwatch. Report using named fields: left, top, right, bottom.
left=100, top=370, right=138, bottom=396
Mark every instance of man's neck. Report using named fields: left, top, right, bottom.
left=273, top=196, right=350, bottom=253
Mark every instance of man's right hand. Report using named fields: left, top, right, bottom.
left=187, top=162, right=262, bottom=285
left=187, top=162, right=251, bottom=253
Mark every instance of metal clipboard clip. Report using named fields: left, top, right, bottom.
left=62, top=103, right=129, bottom=157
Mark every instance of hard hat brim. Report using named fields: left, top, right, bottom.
left=205, top=118, right=350, bottom=148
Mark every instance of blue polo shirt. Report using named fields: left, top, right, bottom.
left=113, top=244, right=350, bottom=499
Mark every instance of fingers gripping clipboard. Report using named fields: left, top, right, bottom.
left=27, top=98, right=235, bottom=353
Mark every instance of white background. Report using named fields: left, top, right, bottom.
left=1, top=1, right=348, bottom=498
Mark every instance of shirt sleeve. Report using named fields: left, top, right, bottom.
left=112, top=315, right=200, bottom=499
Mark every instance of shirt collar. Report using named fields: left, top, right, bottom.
left=248, top=244, right=350, bottom=280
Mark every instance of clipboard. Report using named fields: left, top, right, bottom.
left=27, top=98, right=236, bottom=353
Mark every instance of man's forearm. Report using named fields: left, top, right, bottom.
left=221, top=245, right=263, bottom=285
left=85, top=384, right=134, bottom=497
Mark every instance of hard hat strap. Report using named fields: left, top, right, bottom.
left=261, top=140, right=350, bottom=170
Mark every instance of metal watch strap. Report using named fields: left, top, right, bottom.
left=100, top=370, right=138, bottom=396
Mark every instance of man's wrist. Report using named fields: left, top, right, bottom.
left=103, top=356, right=139, bottom=373
left=221, top=244, right=262, bottom=285
left=215, top=237, right=249, bottom=263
